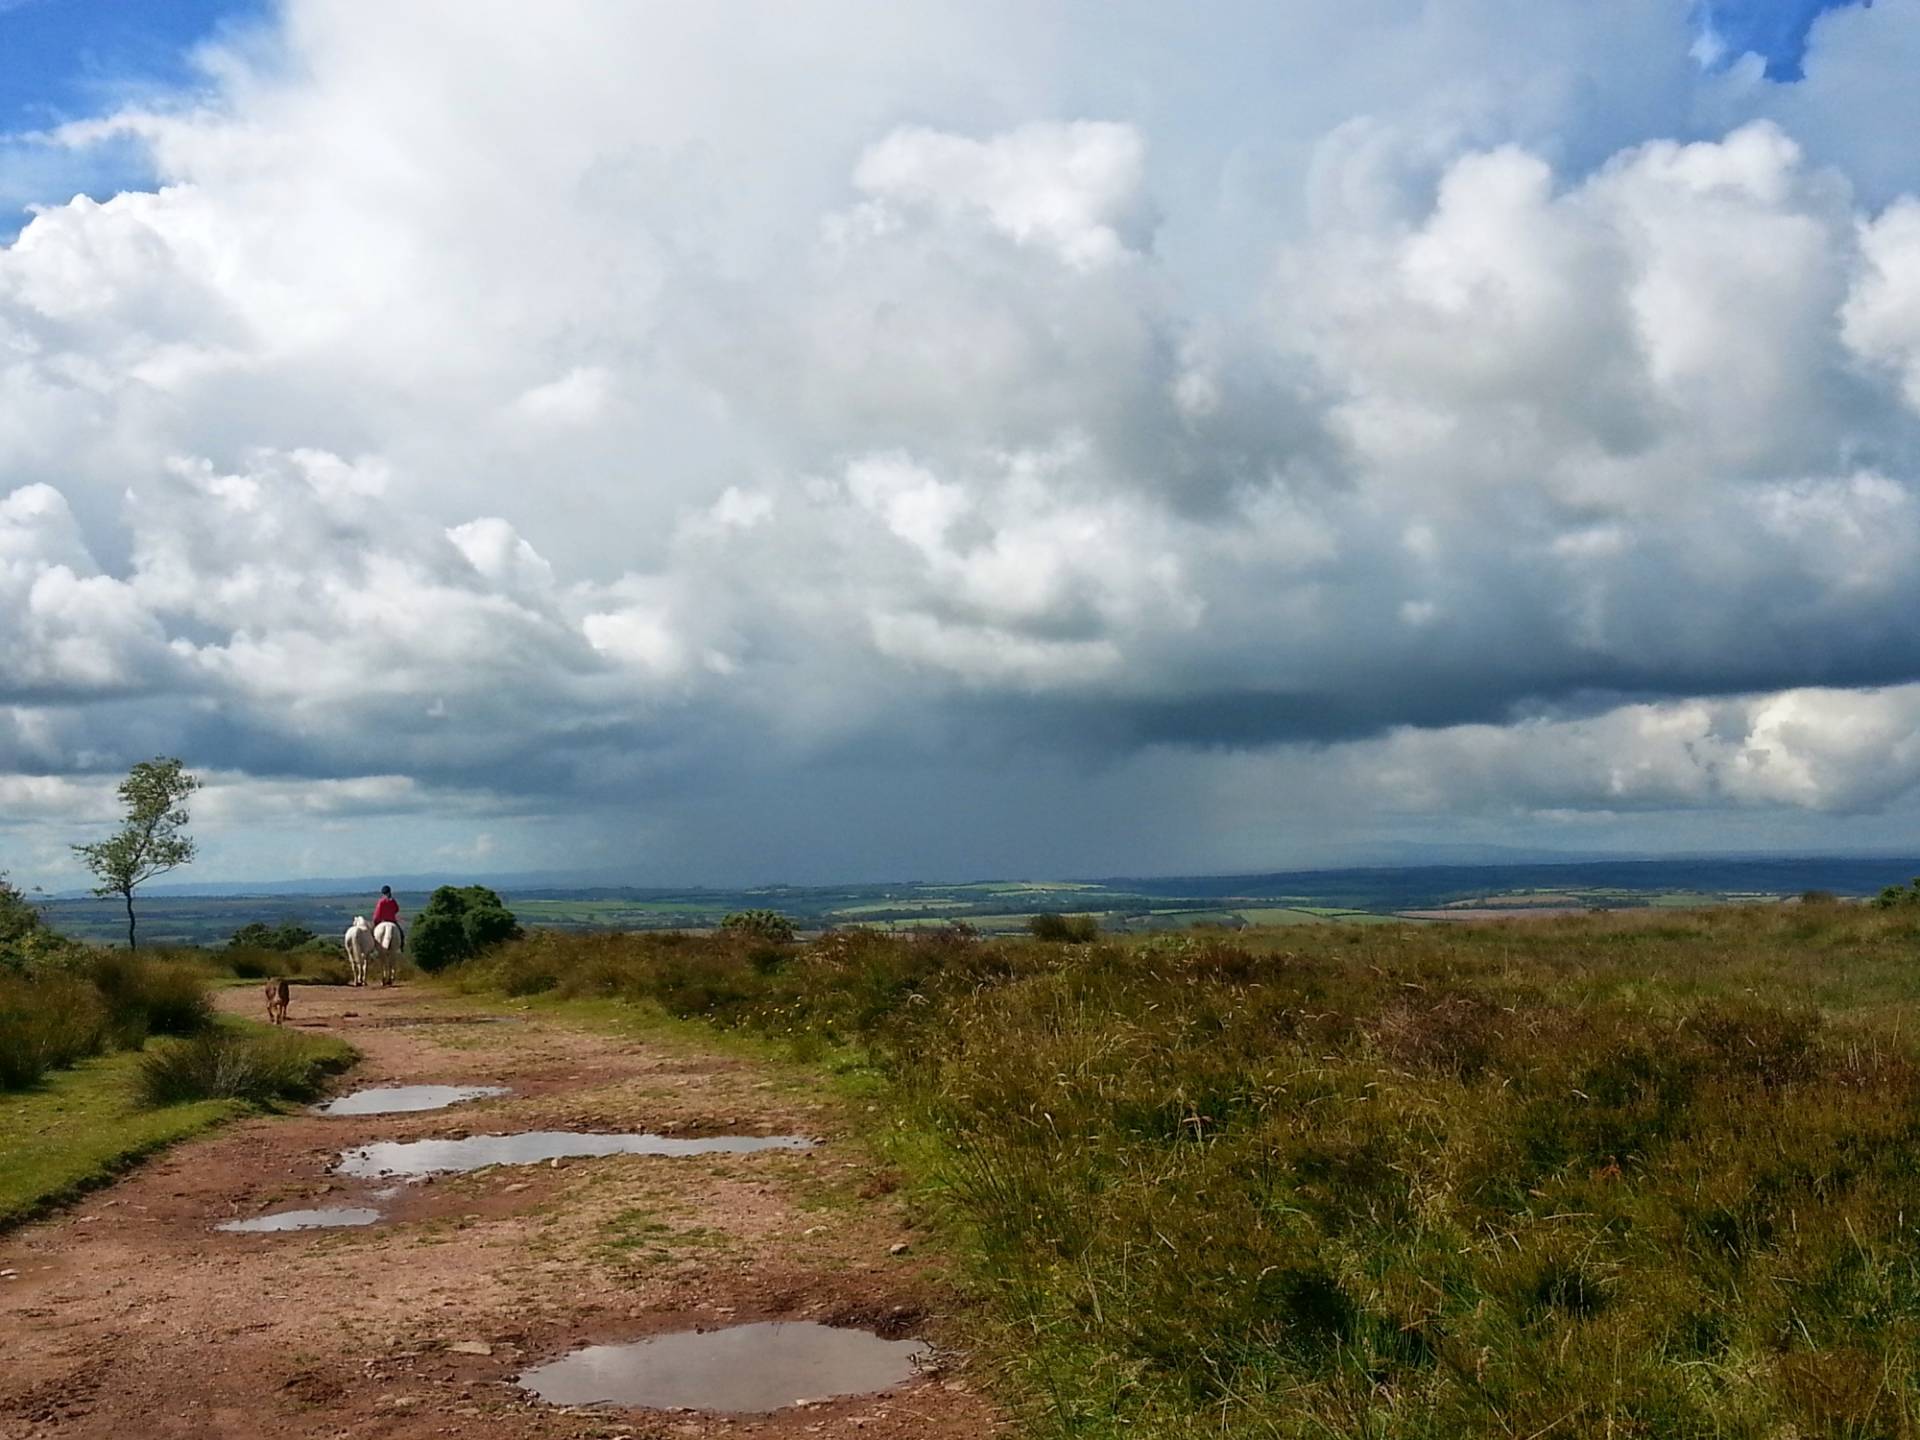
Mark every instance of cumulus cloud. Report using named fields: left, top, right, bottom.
left=5, top=0, right=1920, bottom=884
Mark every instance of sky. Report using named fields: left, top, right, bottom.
left=7, top=0, right=1920, bottom=888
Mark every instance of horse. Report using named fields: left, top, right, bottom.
left=371, top=921, right=403, bottom=987
left=343, top=916, right=377, bottom=987
left=264, top=977, right=290, bottom=1025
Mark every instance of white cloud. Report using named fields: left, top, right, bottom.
left=852, top=121, right=1149, bottom=271
left=3, top=1, right=1920, bottom=884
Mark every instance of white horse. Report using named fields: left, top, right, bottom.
left=371, top=921, right=403, bottom=987
left=343, top=916, right=377, bottom=987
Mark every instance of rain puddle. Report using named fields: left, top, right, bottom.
left=313, top=1084, right=510, bottom=1116
left=337, top=1131, right=814, bottom=1178
left=216, top=1207, right=382, bottom=1233
left=516, top=1322, right=929, bottom=1412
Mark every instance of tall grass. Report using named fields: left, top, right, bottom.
left=458, top=908, right=1920, bottom=1438
left=0, top=953, right=214, bottom=1091
left=137, top=1025, right=349, bottom=1107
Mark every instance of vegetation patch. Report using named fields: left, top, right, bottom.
left=138, top=1022, right=354, bottom=1107
left=456, top=906, right=1920, bottom=1439
left=0, top=1015, right=354, bottom=1230
left=0, top=1048, right=240, bottom=1229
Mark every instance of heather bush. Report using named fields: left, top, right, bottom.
left=454, top=905, right=1920, bottom=1439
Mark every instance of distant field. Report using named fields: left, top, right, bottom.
left=36, top=856, right=1920, bottom=948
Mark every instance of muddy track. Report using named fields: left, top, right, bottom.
left=0, top=985, right=1001, bottom=1439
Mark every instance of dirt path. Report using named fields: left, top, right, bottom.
left=0, top=985, right=1002, bottom=1439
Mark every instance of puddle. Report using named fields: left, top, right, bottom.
left=337, top=1131, right=814, bottom=1177
left=516, top=1322, right=929, bottom=1412
left=313, top=1084, right=510, bottom=1115
left=216, top=1207, right=382, bottom=1232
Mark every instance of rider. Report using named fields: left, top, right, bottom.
left=371, top=884, right=402, bottom=938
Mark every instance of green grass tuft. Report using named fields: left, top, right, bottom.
left=137, top=1022, right=353, bottom=1107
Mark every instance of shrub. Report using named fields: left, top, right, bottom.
left=0, top=973, right=106, bottom=1089
left=720, top=909, right=798, bottom=943
left=0, top=872, right=85, bottom=977
left=411, top=884, right=522, bottom=972
left=1028, top=912, right=1100, bottom=942
left=138, top=1027, right=342, bottom=1106
left=1872, top=877, right=1920, bottom=908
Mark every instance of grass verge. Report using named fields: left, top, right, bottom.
left=0, top=1018, right=355, bottom=1232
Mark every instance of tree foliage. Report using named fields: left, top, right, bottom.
left=410, top=884, right=522, bottom=972
left=71, top=758, right=200, bottom=950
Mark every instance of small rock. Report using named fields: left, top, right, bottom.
left=888, top=1242, right=910, bottom=1257
left=502, top=1182, right=532, bottom=1194
left=548, top=1157, right=564, bottom=1170
left=0, top=1269, right=18, bottom=1279
left=446, top=1341, right=493, bottom=1356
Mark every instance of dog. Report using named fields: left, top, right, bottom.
left=264, top=977, right=291, bottom=1026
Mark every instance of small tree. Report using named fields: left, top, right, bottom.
left=72, top=758, right=200, bottom=951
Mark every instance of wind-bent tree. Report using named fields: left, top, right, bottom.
left=72, top=757, right=200, bottom=950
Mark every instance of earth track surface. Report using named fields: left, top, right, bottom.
left=0, top=984, right=1001, bottom=1439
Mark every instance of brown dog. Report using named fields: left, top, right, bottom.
left=264, top=977, right=290, bottom=1026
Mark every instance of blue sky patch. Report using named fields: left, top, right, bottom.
left=1694, top=0, right=1871, bottom=79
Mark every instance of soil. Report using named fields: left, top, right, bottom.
left=0, top=985, right=1005, bottom=1439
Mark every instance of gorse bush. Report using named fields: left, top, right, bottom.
left=137, top=1026, right=347, bottom=1107
left=720, top=909, right=797, bottom=943
left=0, top=872, right=85, bottom=977
left=1027, top=911, right=1099, bottom=942
left=1874, top=876, right=1920, bottom=908
left=411, top=884, right=521, bottom=972
left=457, top=906, right=1920, bottom=1439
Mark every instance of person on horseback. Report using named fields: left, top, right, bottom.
left=371, top=884, right=402, bottom=938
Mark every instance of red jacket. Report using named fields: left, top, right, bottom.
left=372, top=896, right=400, bottom=926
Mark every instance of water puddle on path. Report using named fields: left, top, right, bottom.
left=336, top=1131, right=814, bottom=1178
left=313, top=1084, right=510, bottom=1115
left=516, top=1322, right=930, bottom=1412
left=216, top=1207, right=382, bottom=1232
